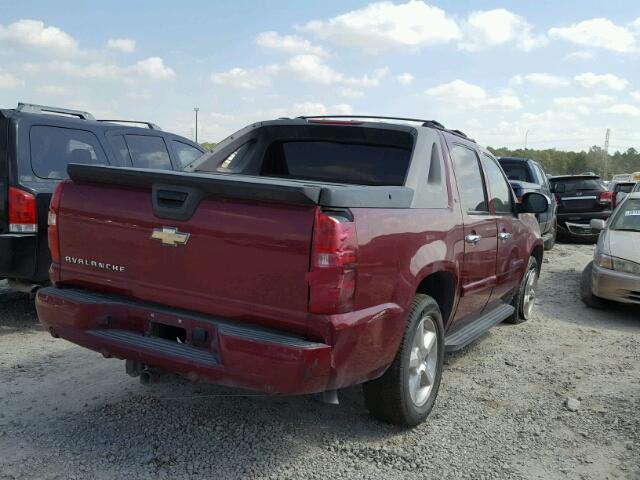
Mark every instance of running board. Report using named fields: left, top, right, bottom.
left=444, top=304, right=514, bottom=352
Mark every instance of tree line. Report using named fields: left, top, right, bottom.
left=487, top=146, right=640, bottom=179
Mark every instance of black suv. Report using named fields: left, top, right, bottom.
left=497, top=157, right=557, bottom=250
left=549, top=175, right=612, bottom=241
left=0, top=103, right=204, bottom=291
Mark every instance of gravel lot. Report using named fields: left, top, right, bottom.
left=1, top=243, right=638, bottom=480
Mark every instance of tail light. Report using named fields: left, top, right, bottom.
left=598, top=191, right=614, bottom=208
left=554, top=194, right=561, bottom=204
left=515, top=196, right=523, bottom=204
left=48, top=182, right=66, bottom=264
left=307, top=208, right=358, bottom=314
left=8, top=187, right=38, bottom=233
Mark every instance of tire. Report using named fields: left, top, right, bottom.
left=543, top=221, right=556, bottom=251
left=505, top=256, right=539, bottom=324
left=580, top=261, right=606, bottom=309
left=362, top=294, right=444, bottom=427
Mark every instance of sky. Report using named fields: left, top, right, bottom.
left=0, top=0, right=639, bottom=151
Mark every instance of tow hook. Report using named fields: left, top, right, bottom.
left=139, top=369, right=153, bottom=385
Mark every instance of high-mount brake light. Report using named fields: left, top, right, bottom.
left=8, top=187, right=38, bottom=233
left=307, top=208, right=358, bottom=314
left=48, top=182, right=66, bottom=264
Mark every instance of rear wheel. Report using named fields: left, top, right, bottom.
left=580, top=261, right=606, bottom=309
left=505, top=256, right=539, bottom=324
left=363, top=294, right=444, bottom=426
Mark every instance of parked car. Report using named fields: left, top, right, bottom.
left=549, top=174, right=613, bottom=241
left=0, top=103, right=204, bottom=292
left=632, top=182, right=640, bottom=193
left=36, top=115, right=547, bottom=426
left=607, top=181, right=636, bottom=208
left=580, top=192, right=640, bottom=307
left=611, top=173, right=632, bottom=183
left=497, top=157, right=557, bottom=250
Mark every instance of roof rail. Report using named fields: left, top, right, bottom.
left=17, top=102, right=95, bottom=120
left=298, top=115, right=473, bottom=142
left=97, top=119, right=162, bottom=130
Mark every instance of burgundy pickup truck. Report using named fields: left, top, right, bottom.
left=36, top=116, right=548, bottom=426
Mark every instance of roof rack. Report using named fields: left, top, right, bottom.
left=17, top=102, right=95, bottom=120
left=97, top=119, right=162, bottom=130
left=298, top=115, right=472, bottom=142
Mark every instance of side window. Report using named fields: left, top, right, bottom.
left=482, top=154, right=513, bottom=214
left=173, top=141, right=203, bottom=168
left=451, top=145, right=488, bottom=214
left=423, top=143, right=448, bottom=208
left=125, top=135, right=172, bottom=170
left=30, top=126, right=107, bottom=179
left=108, top=135, right=132, bottom=167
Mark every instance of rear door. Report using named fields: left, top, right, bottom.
left=449, top=144, right=497, bottom=324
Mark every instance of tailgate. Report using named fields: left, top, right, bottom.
left=557, top=191, right=601, bottom=212
left=56, top=179, right=318, bottom=334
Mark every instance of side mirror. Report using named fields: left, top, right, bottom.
left=590, top=219, right=606, bottom=231
left=518, top=192, right=549, bottom=214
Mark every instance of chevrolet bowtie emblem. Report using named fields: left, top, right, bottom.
left=150, top=227, right=190, bottom=247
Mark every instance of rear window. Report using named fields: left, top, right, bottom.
left=551, top=178, right=604, bottom=193
left=261, top=141, right=411, bottom=185
left=499, top=161, right=534, bottom=182
left=615, top=183, right=635, bottom=194
left=30, top=126, right=107, bottom=179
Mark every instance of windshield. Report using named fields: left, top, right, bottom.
left=610, top=198, right=640, bottom=232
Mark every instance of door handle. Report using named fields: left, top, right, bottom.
left=465, top=234, right=482, bottom=245
left=499, top=232, right=512, bottom=240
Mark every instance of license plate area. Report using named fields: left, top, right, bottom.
left=143, top=311, right=219, bottom=355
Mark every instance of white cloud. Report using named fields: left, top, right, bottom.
left=211, top=56, right=387, bottom=90
left=424, top=79, right=521, bottom=110
left=604, top=104, right=640, bottom=116
left=460, top=9, right=546, bottom=52
left=396, top=73, right=414, bottom=85
left=35, top=85, right=70, bottom=96
left=106, top=38, right=136, bottom=53
left=549, top=18, right=637, bottom=53
left=130, top=57, right=175, bottom=80
left=632, top=91, right=640, bottom=101
left=255, top=31, right=328, bottom=57
left=564, top=51, right=595, bottom=61
left=628, top=17, right=640, bottom=30
left=272, top=101, right=353, bottom=117
left=338, top=87, right=364, bottom=98
left=553, top=94, right=614, bottom=106
left=47, top=57, right=175, bottom=82
left=0, top=69, right=24, bottom=89
left=574, top=72, right=628, bottom=90
left=512, top=73, right=570, bottom=87
left=211, top=65, right=278, bottom=89
left=0, top=19, right=79, bottom=57
left=301, top=1, right=461, bottom=52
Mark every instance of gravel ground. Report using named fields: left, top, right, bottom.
left=0, top=243, right=638, bottom=480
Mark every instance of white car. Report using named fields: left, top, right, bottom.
left=581, top=192, right=640, bottom=307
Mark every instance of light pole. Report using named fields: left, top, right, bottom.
left=194, top=107, right=199, bottom=143
left=524, top=129, right=530, bottom=150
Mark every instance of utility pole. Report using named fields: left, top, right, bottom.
left=194, top=107, right=199, bottom=143
left=524, top=129, right=530, bottom=150
left=602, top=128, right=610, bottom=179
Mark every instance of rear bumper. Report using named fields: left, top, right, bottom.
left=36, top=287, right=403, bottom=394
left=591, top=264, right=640, bottom=305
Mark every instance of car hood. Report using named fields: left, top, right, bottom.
left=607, top=230, right=640, bottom=262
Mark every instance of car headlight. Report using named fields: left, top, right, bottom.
left=611, top=257, right=640, bottom=275
left=595, top=252, right=613, bottom=269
